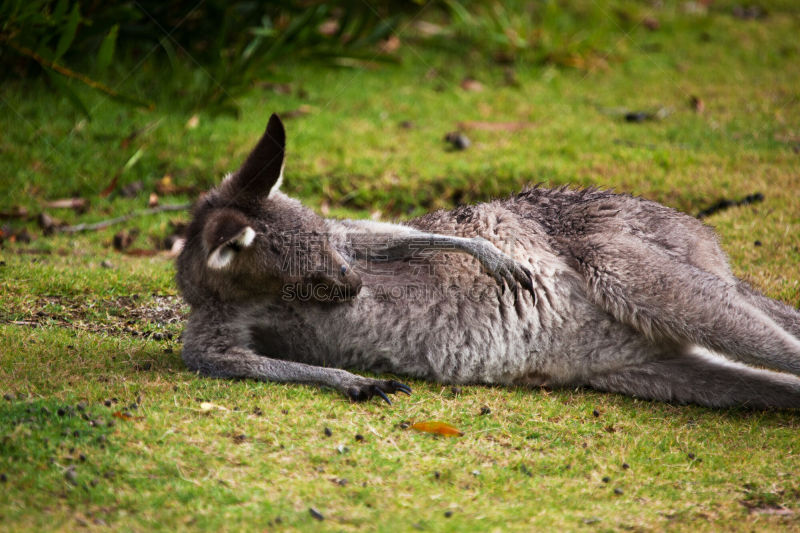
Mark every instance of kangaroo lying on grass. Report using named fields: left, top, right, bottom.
left=177, top=114, right=800, bottom=408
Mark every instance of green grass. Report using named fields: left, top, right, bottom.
left=2, top=1, right=800, bottom=530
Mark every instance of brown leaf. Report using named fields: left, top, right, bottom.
left=643, top=16, right=660, bottom=30
left=318, top=18, right=339, bottom=36
left=256, top=82, right=293, bottom=94
left=124, top=248, right=158, bottom=257
left=0, top=226, right=33, bottom=244
left=113, top=230, right=137, bottom=251
left=199, top=402, right=228, bottom=412
left=458, top=121, right=535, bottom=132
left=460, top=78, right=484, bottom=92
left=160, top=175, right=179, bottom=193
left=37, top=212, right=62, bottom=235
left=280, top=105, right=313, bottom=119
left=112, top=411, right=142, bottom=421
left=154, top=175, right=196, bottom=196
left=0, top=206, right=29, bottom=219
left=186, top=114, right=200, bottom=130
left=45, top=198, right=88, bottom=212
left=148, top=193, right=159, bottom=208
left=690, top=95, right=705, bottom=113
left=410, top=421, right=463, bottom=437
left=414, top=20, right=446, bottom=37
left=380, top=35, right=401, bottom=54
left=155, top=176, right=176, bottom=195
left=99, top=175, right=119, bottom=198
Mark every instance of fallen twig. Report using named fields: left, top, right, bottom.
left=696, top=193, right=764, bottom=219
left=58, top=203, right=192, bottom=233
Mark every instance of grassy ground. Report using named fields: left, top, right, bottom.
left=2, top=1, right=800, bottom=530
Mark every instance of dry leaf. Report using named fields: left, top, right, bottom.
left=124, top=249, right=159, bottom=257
left=112, top=411, right=143, bottom=421
left=37, top=212, right=61, bottom=235
left=318, top=18, right=339, bottom=36
left=148, top=193, right=159, bottom=208
left=690, top=95, right=705, bottom=113
left=186, top=114, right=200, bottom=129
left=414, top=21, right=446, bottom=37
left=155, top=175, right=175, bottom=194
left=45, top=198, right=88, bottom=212
left=410, top=421, right=463, bottom=437
left=643, top=16, right=660, bottom=30
left=460, top=78, right=484, bottom=92
left=199, top=402, right=228, bottom=412
left=113, top=229, right=137, bottom=251
left=99, top=175, right=119, bottom=198
left=280, top=105, right=313, bottom=119
left=154, top=175, right=196, bottom=196
left=0, top=206, right=29, bottom=219
left=380, top=35, right=401, bottom=53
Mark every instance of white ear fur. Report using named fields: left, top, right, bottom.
left=267, top=162, right=285, bottom=199
left=207, top=246, right=235, bottom=270
left=206, top=226, right=256, bottom=270
left=236, top=225, right=256, bottom=247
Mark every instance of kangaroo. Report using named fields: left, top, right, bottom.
left=176, top=114, right=800, bottom=408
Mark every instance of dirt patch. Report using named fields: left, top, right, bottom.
left=2, top=295, right=189, bottom=339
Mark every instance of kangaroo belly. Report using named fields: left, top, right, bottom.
left=335, top=209, right=658, bottom=386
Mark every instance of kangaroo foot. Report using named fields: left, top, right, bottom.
left=345, top=378, right=412, bottom=405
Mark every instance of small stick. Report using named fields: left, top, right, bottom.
left=59, top=203, right=192, bottom=233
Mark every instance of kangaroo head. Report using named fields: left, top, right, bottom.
left=177, top=114, right=362, bottom=305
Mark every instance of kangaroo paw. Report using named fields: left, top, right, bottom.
left=345, top=379, right=412, bottom=405
left=473, top=237, right=536, bottom=302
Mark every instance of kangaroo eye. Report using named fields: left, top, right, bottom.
left=340, top=265, right=348, bottom=275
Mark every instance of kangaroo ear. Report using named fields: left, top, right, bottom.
left=203, top=210, right=256, bottom=270
left=232, top=113, right=285, bottom=199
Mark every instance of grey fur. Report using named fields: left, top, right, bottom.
left=176, top=114, right=800, bottom=408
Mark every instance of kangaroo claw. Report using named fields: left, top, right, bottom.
left=375, top=388, right=392, bottom=405
left=473, top=237, right=536, bottom=300
left=391, top=381, right=412, bottom=395
left=346, top=379, right=412, bottom=404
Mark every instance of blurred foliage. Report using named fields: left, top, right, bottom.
left=7, top=0, right=789, bottom=117
left=0, top=0, right=406, bottom=116
left=438, top=0, right=640, bottom=69
left=438, top=0, right=800, bottom=68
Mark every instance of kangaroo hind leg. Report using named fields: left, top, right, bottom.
left=574, top=235, right=800, bottom=376
left=586, top=350, right=800, bottom=409
left=736, top=281, right=800, bottom=341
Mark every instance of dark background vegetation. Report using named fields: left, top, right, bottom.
left=1, top=0, right=414, bottom=114
left=1, top=0, right=707, bottom=115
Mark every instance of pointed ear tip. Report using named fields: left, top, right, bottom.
left=266, top=113, right=286, bottom=141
